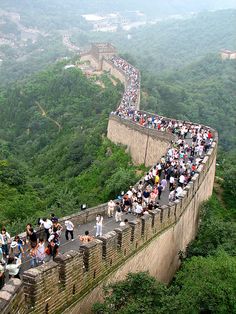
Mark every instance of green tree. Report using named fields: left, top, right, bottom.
left=93, top=272, right=168, bottom=314
left=167, top=252, right=236, bottom=314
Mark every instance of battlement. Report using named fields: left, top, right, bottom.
left=1, top=44, right=217, bottom=313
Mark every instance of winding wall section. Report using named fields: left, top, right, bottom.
left=1, top=44, right=217, bottom=314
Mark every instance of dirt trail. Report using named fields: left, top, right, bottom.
left=36, top=101, right=62, bottom=132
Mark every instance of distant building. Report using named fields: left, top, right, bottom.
left=220, top=49, right=236, bottom=60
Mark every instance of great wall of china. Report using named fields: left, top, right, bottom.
left=0, top=43, right=217, bottom=314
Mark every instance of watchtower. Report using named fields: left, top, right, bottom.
left=90, top=43, right=117, bottom=70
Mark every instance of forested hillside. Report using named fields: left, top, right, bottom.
left=141, top=55, right=236, bottom=151
left=0, top=65, right=140, bottom=233
left=84, top=9, right=236, bottom=72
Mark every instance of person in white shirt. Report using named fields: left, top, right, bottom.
left=0, top=228, right=11, bottom=258
left=65, top=220, right=74, bottom=241
left=135, top=202, right=143, bottom=217
left=169, top=190, right=176, bottom=202
left=127, top=187, right=133, bottom=198
left=6, top=256, right=21, bottom=279
left=179, top=174, right=185, bottom=187
left=107, top=200, right=115, bottom=218
left=40, top=218, right=53, bottom=241
left=176, top=186, right=183, bottom=198
left=96, top=214, right=103, bottom=237
left=169, top=176, right=175, bottom=191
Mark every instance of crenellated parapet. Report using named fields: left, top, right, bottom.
left=1, top=44, right=217, bottom=313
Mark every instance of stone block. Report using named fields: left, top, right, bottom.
left=114, top=225, right=132, bottom=257
left=0, top=291, right=12, bottom=301
left=179, top=191, right=188, bottom=211
left=160, top=205, right=170, bottom=229
left=98, top=231, right=118, bottom=267
left=174, top=199, right=182, bottom=220
left=141, top=214, right=152, bottom=241
left=149, top=209, right=162, bottom=233
left=191, top=173, right=199, bottom=194
left=185, top=182, right=193, bottom=205
left=54, top=250, right=84, bottom=297
left=129, top=219, right=142, bottom=250
left=80, top=239, right=103, bottom=280
left=202, top=155, right=209, bottom=171
left=168, top=202, right=176, bottom=224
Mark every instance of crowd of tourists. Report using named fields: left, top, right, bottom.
left=109, top=56, right=140, bottom=110
left=0, top=214, right=81, bottom=287
left=0, top=54, right=215, bottom=290
left=0, top=140, right=214, bottom=289
left=108, top=54, right=214, bottom=219
left=105, top=120, right=213, bottom=221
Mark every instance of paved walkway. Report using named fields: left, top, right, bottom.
left=20, top=137, right=195, bottom=274
left=19, top=187, right=169, bottom=273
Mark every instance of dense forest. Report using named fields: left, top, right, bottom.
left=0, top=65, right=142, bottom=233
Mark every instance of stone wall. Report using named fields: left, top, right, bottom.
left=0, top=131, right=217, bottom=314
left=102, top=59, right=127, bottom=86
left=107, top=115, right=176, bottom=166
left=64, top=134, right=217, bottom=314
left=0, top=46, right=218, bottom=313
left=0, top=279, right=25, bottom=314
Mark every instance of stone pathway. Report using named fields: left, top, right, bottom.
left=19, top=187, right=169, bottom=273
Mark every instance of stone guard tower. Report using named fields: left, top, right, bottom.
left=89, top=43, right=117, bottom=70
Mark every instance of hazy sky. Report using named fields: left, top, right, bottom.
left=2, top=0, right=236, bottom=16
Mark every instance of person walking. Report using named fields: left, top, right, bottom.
left=27, top=228, right=38, bottom=249
left=11, top=236, right=24, bottom=260
left=115, top=202, right=122, bottom=223
left=157, top=184, right=163, bottom=200
left=95, top=214, right=103, bottom=237
left=29, top=244, right=38, bottom=268
left=48, top=227, right=60, bottom=260
left=65, top=220, right=74, bottom=241
left=36, top=238, right=46, bottom=264
left=107, top=200, right=115, bottom=218
left=0, top=228, right=10, bottom=259
left=40, top=218, right=53, bottom=241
